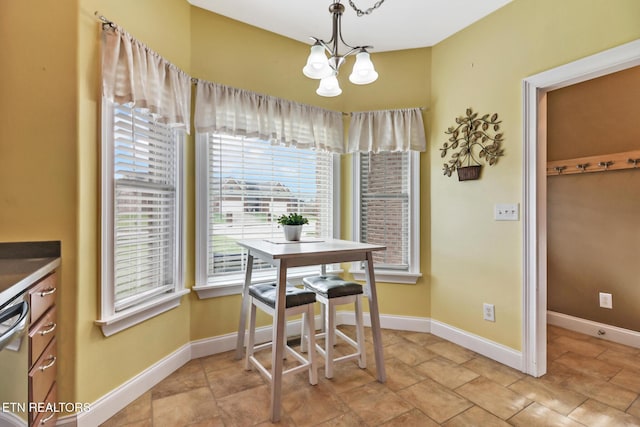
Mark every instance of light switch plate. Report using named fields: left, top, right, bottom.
left=599, top=292, right=613, bottom=309
left=494, top=203, right=519, bottom=221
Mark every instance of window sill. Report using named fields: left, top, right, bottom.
left=193, top=266, right=342, bottom=299
left=96, top=289, right=190, bottom=337
left=350, top=269, right=422, bottom=285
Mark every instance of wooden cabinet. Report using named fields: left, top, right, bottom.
left=29, top=306, right=56, bottom=366
left=33, top=386, right=57, bottom=427
left=27, top=272, right=57, bottom=426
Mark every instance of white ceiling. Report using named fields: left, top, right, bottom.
left=188, top=0, right=513, bottom=52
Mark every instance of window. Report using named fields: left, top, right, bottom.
left=353, top=151, right=421, bottom=284
left=195, top=133, right=339, bottom=297
left=98, top=101, right=187, bottom=336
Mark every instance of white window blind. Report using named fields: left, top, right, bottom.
left=359, top=152, right=410, bottom=270
left=112, top=104, right=181, bottom=311
left=204, top=134, right=334, bottom=277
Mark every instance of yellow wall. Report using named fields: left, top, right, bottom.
left=1, top=0, right=78, bottom=406
left=430, top=0, right=640, bottom=350
left=2, top=0, right=640, bottom=411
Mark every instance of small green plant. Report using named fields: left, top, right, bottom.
left=276, top=213, right=309, bottom=226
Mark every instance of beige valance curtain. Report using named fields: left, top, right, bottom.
left=101, top=24, right=191, bottom=133
left=348, top=108, right=426, bottom=153
left=194, top=81, right=344, bottom=153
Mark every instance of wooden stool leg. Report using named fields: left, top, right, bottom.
left=306, top=305, right=318, bottom=385
left=245, top=303, right=257, bottom=370
left=325, top=300, right=336, bottom=378
left=300, top=312, right=308, bottom=353
left=282, top=327, right=288, bottom=360
left=355, top=295, right=367, bottom=369
left=319, top=303, right=326, bottom=334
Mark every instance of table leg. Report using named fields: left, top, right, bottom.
left=235, top=253, right=254, bottom=360
left=270, top=260, right=287, bottom=422
left=364, top=251, right=386, bottom=382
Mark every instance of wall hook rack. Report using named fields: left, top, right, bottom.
left=547, top=149, right=640, bottom=176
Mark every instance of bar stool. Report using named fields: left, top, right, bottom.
left=301, top=275, right=366, bottom=379
left=245, top=282, right=318, bottom=386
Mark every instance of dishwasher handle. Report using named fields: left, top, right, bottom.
left=0, top=301, right=30, bottom=351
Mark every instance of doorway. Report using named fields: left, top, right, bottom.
left=521, top=39, right=640, bottom=377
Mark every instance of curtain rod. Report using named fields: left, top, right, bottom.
left=343, top=107, right=427, bottom=116
left=95, top=11, right=115, bottom=28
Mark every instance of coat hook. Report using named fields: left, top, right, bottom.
left=628, top=158, right=640, bottom=168
left=554, top=166, right=566, bottom=174
left=598, top=161, right=613, bottom=170
left=576, top=163, right=589, bottom=172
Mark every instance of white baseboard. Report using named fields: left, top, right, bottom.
left=547, top=311, right=640, bottom=349
left=337, top=311, right=431, bottom=333
left=58, top=314, right=524, bottom=426
left=430, top=319, right=523, bottom=371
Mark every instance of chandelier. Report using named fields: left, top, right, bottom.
left=302, top=1, right=384, bottom=97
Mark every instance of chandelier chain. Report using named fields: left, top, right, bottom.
left=347, top=0, right=385, bottom=17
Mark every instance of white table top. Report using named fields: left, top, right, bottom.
left=237, top=238, right=385, bottom=261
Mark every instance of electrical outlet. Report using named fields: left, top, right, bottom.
left=494, top=203, right=519, bottom=221
left=483, top=303, right=495, bottom=322
left=599, top=292, right=613, bottom=309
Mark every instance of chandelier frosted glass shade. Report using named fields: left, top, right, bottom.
left=349, top=51, right=378, bottom=85
left=316, top=74, right=342, bottom=97
left=303, top=44, right=333, bottom=79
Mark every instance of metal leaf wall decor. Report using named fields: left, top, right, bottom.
left=441, top=108, right=505, bottom=179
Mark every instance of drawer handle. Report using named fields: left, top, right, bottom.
left=39, top=287, right=57, bottom=297
left=39, top=355, right=56, bottom=371
left=41, top=412, right=55, bottom=424
left=40, top=322, right=57, bottom=336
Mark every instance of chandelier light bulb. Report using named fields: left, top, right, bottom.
left=316, top=74, right=342, bottom=97
left=349, top=51, right=378, bottom=85
left=303, top=44, right=332, bottom=79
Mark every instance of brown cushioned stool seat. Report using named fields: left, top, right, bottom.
left=249, top=282, right=317, bottom=308
left=301, top=275, right=366, bottom=379
left=245, top=283, right=318, bottom=386
left=303, top=275, right=363, bottom=299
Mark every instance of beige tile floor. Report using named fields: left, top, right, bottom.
left=101, top=325, right=640, bottom=426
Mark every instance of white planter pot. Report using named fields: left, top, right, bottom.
left=283, top=225, right=303, bottom=241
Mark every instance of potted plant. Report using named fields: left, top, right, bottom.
left=276, top=213, right=309, bottom=241
left=440, top=108, right=505, bottom=181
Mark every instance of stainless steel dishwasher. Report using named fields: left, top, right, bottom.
left=0, top=290, right=30, bottom=427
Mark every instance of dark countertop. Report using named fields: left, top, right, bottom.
left=0, top=241, right=61, bottom=308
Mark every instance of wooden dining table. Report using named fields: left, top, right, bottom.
left=234, top=238, right=386, bottom=422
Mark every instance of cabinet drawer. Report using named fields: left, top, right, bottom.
left=29, top=337, right=56, bottom=405
left=29, top=306, right=56, bottom=366
left=31, top=384, right=57, bottom=427
left=29, top=272, right=57, bottom=323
